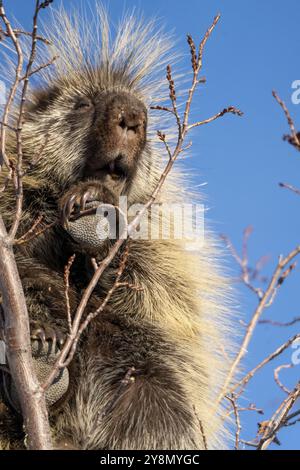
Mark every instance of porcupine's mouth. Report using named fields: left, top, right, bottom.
left=76, top=155, right=130, bottom=222
left=102, top=159, right=128, bottom=180
left=86, top=156, right=129, bottom=182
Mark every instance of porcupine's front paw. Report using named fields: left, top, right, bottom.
left=0, top=321, right=70, bottom=415
left=30, top=320, right=66, bottom=352
left=59, top=181, right=117, bottom=252
left=59, top=181, right=118, bottom=226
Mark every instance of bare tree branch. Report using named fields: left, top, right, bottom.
left=274, top=364, right=293, bottom=395
left=217, top=246, right=300, bottom=405
left=259, top=316, right=300, bottom=327
left=188, top=106, right=243, bottom=131
left=226, top=394, right=241, bottom=450
left=257, top=381, right=300, bottom=450
left=273, top=90, right=300, bottom=150
left=230, top=333, right=300, bottom=397
left=279, top=181, right=300, bottom=196
left=0, top=0, right=53, bottom=450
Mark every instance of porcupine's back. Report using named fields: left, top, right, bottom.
left=0, top=4, right=237, bottom=449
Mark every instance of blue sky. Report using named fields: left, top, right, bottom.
left=2, top=0, right=300, bottom=450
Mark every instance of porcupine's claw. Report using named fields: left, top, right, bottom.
left=61, top=193, right=77, bottom=226
left=1, top=323, right=69, bottom=415
left=80, top=190, right=92, bottom=212
left=31, top=322, right=66, bottom=351
left=61, top=190, right=97, bottom=227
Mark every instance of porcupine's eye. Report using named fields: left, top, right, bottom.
left=74, top=97, right=93, bottom=112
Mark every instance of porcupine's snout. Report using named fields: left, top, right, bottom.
left=84, top=91, right=148, bottom=183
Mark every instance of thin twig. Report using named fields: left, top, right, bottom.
left=256, top=381, right=300, bottom=450
left=150, top=105, right=175, bottom=115
left=20, top=55, right=57, bottom=80
left=0, top=2, right=24, bottom=173
left=15, top=221, right=56, bottom=245
left=0, top=27, right=51, bottom=44
left=272, top=90, right=300, bottom=148
left=64, top=254, right=76, bottom=334
left=230, top=333, right=300, bottom=397
left=220, top=229, right=264, bottom=299
left=259, top=316, right=300, bottom=327
left=279, top=182, right=300, bottom=196
left=274, top=364, right=293, bottom=395
left=8, top=0, right=41, bottom=241
left=14, top=214, right=44, bottom=243
left=188, top=106, right=243, bottom=131
left=284, top=409, right=300, bottom=427
left=42, top=244, right=131, bottom=389
left=226, top=394, right=241, bottom=450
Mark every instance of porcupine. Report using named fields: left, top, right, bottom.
left=0, top=5, right=236, bottom=450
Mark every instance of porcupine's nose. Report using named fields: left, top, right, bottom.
left=85, top=91, right=147, bottom=180
left=103, top=92, right=147, bottom=174
left=116, top=106, right=145, bottom=140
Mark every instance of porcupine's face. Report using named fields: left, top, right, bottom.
left=25, top=76, right=148, bottom=250
left=26, top=81, right=148, bottom=191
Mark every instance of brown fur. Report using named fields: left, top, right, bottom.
left=0, top=5, right=236, bottom=450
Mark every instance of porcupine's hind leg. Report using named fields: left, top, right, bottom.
left=56, top=311, right=204, bottom=450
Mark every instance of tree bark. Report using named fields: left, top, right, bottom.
left=0, top=216, right=52, bottom=449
